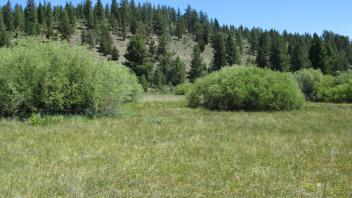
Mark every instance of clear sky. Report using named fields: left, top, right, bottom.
left=3, top=0, right=352, bottom=37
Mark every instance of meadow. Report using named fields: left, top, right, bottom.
left=0, top=94, right=351, bottom=197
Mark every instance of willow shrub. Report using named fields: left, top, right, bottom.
left=315, top=70, right=352, bottom=103
left=293, top=68, right=324, bottom=101
left=187, top=66, right=304, bottom=111
left=0, top=39, right=142, bottom=118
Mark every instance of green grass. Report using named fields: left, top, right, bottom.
left=0, top=95, right=352, bottom=197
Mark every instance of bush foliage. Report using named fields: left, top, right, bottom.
left=187, top=66, right=304, bottom=111
left=293, top=68, right=324, bottom=100
left=0, top=39, right=142, bottom=118
left=294, top=69, right=352, bottom=103
left=175, top=82, right=192, bottom=95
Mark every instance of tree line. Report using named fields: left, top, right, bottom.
left=0, top=0, right=351, bottom=89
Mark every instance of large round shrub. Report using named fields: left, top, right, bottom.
left=0, top=39, right=142, bottom=117
left=187, top=66, right=304, bottom=111
left=293, top=68, right=324, bottom=100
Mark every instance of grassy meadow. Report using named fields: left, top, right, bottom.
left=0, top=94, right=351, bottom=197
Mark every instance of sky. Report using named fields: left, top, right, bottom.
left=2, top=0, right=352, bottom=37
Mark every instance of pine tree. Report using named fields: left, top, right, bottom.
left=81, top=29, right=97, bottom=48
left=58, top=10, right=72, bottom=41
left=256, top=32, right=271, bottom=67
left=153, top=68, right=165, bottom=88
left=14, top=4, right=24, bottom=32
left=65, top=2, right=76, bottom=31
left=24, top=0, right=38, bottom=35
left=110, top=0, right=119, bottom=31
left=111, top=47, right=120, bottom=61
left=124, top=35, right=153, bottom=77
left=99, top=25, right=113, bottom=55
left=94, top=0, right=104, bottom=22
left=175, top=19, right=185, bottom=41
left=83, top=0, right=93, bottom=29
left=0, top=14, right=10, bottom=47
left=189, top=44, right=207, bottom=82
left=2, top=0, right=14, bottom=31
left=45, top=3, right=54, bottom=38
left=210, top=33, right=227, bottom=71
left=37, top=2, right=45, bottom=25
left=226, top=33, right=241, bottom=66
left=120, top=0, right=129, bottom=40
left=270, top=35, right=289, bottom=71
left=167, top=56, right=186, bottom=86
left=290, top=38, right=311, bottom=71
left=157, top=32, right=170, bottom=58
left=309, top=33, right=329, bottom=74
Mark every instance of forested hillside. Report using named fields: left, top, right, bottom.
left=1, top=0, right=352, bottom=88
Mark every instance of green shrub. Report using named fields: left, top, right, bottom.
left=0, top=38, right=142, bottom=118
left=187, top=66, right=304, bottom=111
left=175, top=82, right=192, bottom=95
left=293, top=68, right=324, bottom=100
left=315, top=71, right=352, bottom=103
left=27, top=113, right=64, bottom=126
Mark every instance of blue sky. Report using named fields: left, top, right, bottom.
left=3, top=0, right=352, bottom=37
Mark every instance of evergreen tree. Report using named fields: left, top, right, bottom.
left=0, top=14, right=10, bottom=47
left=94, top=0, right=104, bottom=22
left=309, top=33, right=329, bottom=74
left=24, top=0, right=38, bottom=35
left=255, top=32, right=271, bottom=67
left=226, top=33, right=241, bottom=66
left=83, top=0, right=94, bottom=29
left=290, top=38, right=311, bottom=71
left=111, top=47, right=120, bottom=61
left=81, top=29, right=97, bottom=48
left=2, top=0, right=14, bottom=31
left=120, top=0, right=129, bottom=40
left=99, top=25, right=113, bottom=55
left=153, top=68, right=165, bottom=88
left=45, top=3, right=54, bottom=38
left=14, top=4, right=24, bottom=32
left=269, top=35, right=289, bottom=71
left=167, top=56, right=186, bottom=86
left=189, top=44, right=207, bottom=82
left=37, top=2, right=45, bottom=25
left=157, top=32, right=170, bottom=58
left=65, top=2, right=76, bottom=31
left=175, top=19, right=185, bottom=40
left=210, top=33, right=227, bottom=71
left=124, top=35, right=153, bottom=78
left=58, top=10, right=72, bottom=40
left=110, top=0, right=119, bottom=31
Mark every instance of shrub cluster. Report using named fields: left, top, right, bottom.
left=293, top=68, right=324, bottom=100
left=187, top=66, right=304, bottom=111
left=294, top=69, right=352, bottom=103
left=175, top=82, right=192, bottom=95
left=0, top=39, right=142, bottom=118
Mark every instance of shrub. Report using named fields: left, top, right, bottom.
left=315, top=71, right=352, bottom=103
left=293, top=68, right=324, bottom=100
left=0, top=38, right=142, bottom=118
left=175, top=82, right=192, bottom=95
left=187, top=66, right=304, bottom=111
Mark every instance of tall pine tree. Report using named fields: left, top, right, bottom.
left=309, top=33, right=329, bottom=74
left=2, top=0, right=14, bottom=31
left=0, top=14, right=10, bottom=47
left=189, top=44, right=207, bottom=82
left=226, top=33, right=241, bottom=66
left=24, top=0, right=38, bottom=35
left=210, top=33, right=227, bottom=71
